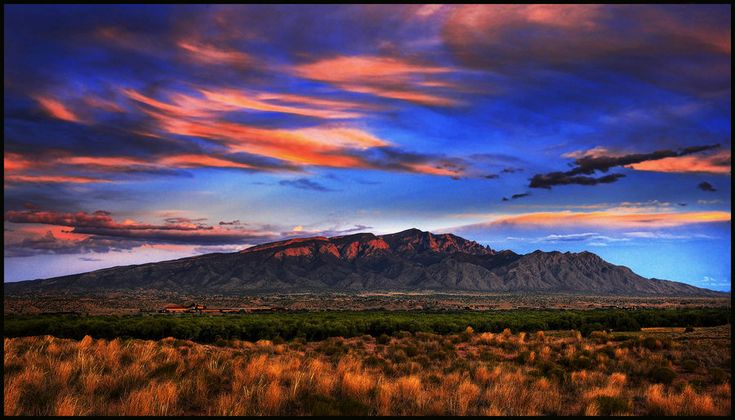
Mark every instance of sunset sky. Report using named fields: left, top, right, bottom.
left=4, top=5, right=731, bottom=290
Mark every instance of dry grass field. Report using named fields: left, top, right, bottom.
left=4, top=325, right=730, bottom=416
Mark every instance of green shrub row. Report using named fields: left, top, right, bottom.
left=3, top=308, right=729, bottom=343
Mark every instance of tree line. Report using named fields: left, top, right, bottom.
left=3, top=308, right=730, bottom=343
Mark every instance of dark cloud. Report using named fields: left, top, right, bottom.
left=530, top=172, right=626, bottom=189
left=5, top=209, right=211, bottom=231
left=442, top=5, right=731, bottom=98
left=698, top=182, right=717, bottom=192
left=569, top=144, right=720, bottom=176
left=4, top=231, right=140, bottom=258
left=501, top=168, right=523, bottom=174
left=165, top=217, right=208, bottom=224
left=530, top=145, right=720, bottom=189
left=510, top=193, right=530, bottom=200
left=219, top=220, right=242, bottom=226
left=279, top=178, right=336, bottom=192
left=365, top=147, right=469, bottom=177
left=4, top=209, right=284, bottom=254
left=484, top=174, right=499, bottom=179
left=501, top=197, right=509, bottom=202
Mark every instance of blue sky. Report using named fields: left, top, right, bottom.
left=3, top=5, right=731, bottom=291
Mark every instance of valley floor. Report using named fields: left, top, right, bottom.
left=4, top=325, right=731, bottom=415
left=4, top=292, right=730, bottom=315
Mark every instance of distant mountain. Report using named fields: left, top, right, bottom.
left=4, top=228, right=724, bottom=296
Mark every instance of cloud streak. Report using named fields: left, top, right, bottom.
left=279, top=178, right=336, bottom=192
left=530, top=145, right=721, bottom=189
left=452, top=210, right=731, bottom=231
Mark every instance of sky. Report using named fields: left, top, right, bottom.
left=3, top=5, right=731, bottom=291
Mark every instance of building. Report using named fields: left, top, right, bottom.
left=160, top=304, right=189, bottom=313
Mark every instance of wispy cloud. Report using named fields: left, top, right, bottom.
left=278, top=178, right=336, bottom=192
left=530, top=145, right=721, bottom=189
left=33, top=95, right=82, bottom=123
left=294, top=55, right=461, bottom=106
left=451, top=210, right=731, bottom=231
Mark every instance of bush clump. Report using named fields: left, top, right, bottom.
left=642, top=337, right=660, bottom=350
left=596, top=396, right=629, bottom=415
left=709, top=368, right=728, bottom=384
left=649, top=366, right=677, bottom=384
left=681, top=359, right=699, bottom=372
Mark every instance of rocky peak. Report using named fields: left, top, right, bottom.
left=240, top=228, right=494, bottom=260
left=240, top=236, right=329, bottom=254
left=379, top=228, right=494, bottom=256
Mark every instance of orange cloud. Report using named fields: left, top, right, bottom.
left=144, top=108, right=382, bottom=168
left=158, top=154, right=253, bottom=170
left=82, top=95, right=124, bottom=113
left=127, top=87, right=369, bottom=121
left=4, top=174, right=109, bottom=184
left=4, top=153, right=34, bottom=172
left=63, top=156, right=152, bottom=168
left=626, top=150, right=731, bottom=175
left=199, top=88, right=364, bottom=119
left=14, top=225, right=90, bottom=242
left=296, top=55, right=451, bottom=81
left=404, top=163, right=461, bottom=177
left=147, top=111, right=463, bottom=175
left=178, top=40, right=252, bottom=65
left=123, top=89, right=218, bottom=118
left=446, top=5, right=603, bottom=43
left=254, top=92, right=381, bottom=111
left=293, top=55, right=460, bottom=106
left=480, top=210, right=731, bottom=229
left=33, top=95, right=80, bottom=122
left=523, top=4, right=603, bottom=29
left=120, top=86, right=466, bottom=177
left=339, top=84, right=460, bottom=106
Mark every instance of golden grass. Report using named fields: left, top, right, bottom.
left=3, top=325, right=731, bottom=416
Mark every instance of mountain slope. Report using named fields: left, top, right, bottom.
left=4, top=229, right=724, bottom=296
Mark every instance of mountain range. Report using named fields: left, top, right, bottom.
left=4, top=228, right=724, bottom=296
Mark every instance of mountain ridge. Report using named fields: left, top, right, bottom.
left=4, top=228, right=725, bottom=296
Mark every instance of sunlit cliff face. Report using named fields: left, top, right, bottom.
left=3, top=5, right=731, bottom=290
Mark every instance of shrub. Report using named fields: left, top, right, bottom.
left=598, top=346, right=616, bottom=359
left=642, top=337, right=660, bottom=350
left=709, top=368, right=728, bottom=384
left=403, top=345, right=419, bottom=358
left=363, top=355, right=382, bottom=367
left=516, top=351, right=534, bottom=364
left=569, top=356, right=593, bottom=370
left=426, top=374, right=442, bottom=385
left=612, top=334, right=633, bottom=342
left=589, top=331, right=610, bottom=342
left=649, top=367, right=677, bottom=384
left=395, top=331, right=412, bottom=339
left=376, top=334, right=391, bottom=345
left=596, top=396, right=629, bottom=415
left=681, top=359, right=699, bottom=372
